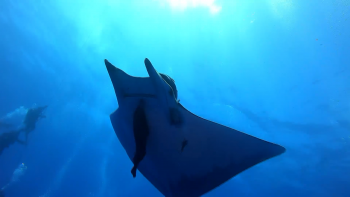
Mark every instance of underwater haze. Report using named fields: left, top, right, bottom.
left=1, top=0, right=350, bottom=196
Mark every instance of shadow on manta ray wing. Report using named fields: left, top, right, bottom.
left=104, top=58, right=286, bottom=197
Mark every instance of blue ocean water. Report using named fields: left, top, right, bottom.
left=0, top=0, right=349, bottom=196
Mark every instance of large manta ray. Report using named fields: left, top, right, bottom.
left=105, top=58, right=285, bottom=197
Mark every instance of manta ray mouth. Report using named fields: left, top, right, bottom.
left=124, top=94, right=156, bottom=98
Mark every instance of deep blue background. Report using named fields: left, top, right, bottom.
left=0, top=0, right=349, bottom=196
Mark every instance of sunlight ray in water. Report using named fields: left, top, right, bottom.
left=165, top=0, right=222, bottom=14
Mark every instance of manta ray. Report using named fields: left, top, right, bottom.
left=105, top=58, right=285, bottom=197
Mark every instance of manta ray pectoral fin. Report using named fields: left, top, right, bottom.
left=137, top=104, right=286, bottom=197
left=161, top=104, right=286, bottom=197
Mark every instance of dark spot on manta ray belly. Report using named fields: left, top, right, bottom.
left=181, top=139, right=188, bottom=152
left=170, top=107, right=183, bottom=126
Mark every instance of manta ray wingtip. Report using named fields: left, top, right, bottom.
left=144, top=58, right=151, bottom=65
left=281, top=146, right=287, bottom=154
left=104, top=59, right=116, bottom=72
left=104, top=59, right=111, bottom=66
left=274, top=145, right=286, bottom=157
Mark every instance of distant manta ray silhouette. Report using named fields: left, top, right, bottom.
left=104, top=58, right=285, bottom=197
